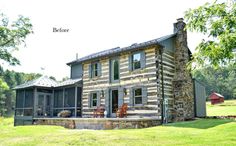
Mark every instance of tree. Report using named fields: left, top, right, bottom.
left=0, top=12, right=33, bottom=65
left=0, top=78, right=9, bottom=116
left=185, top=0, right=236, bottom=67
left=193, top=64, right=236, bottom=100
left=0, top=12, right=32, bottom=116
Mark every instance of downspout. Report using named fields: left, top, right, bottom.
left=192, top=78, right=197, bottom=117
left=160, top=47, right=165, bottom=124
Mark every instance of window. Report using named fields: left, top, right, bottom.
left=132, top=53, right=141, bottom=70
left=91, top=93, right=98, bottom=107
left=129, top=51, right=145, bottom=71
left=92, top=63, right=98, bottom=77
left=110, top=58, right=119, bottom=82
left=89, top=61, right=101, bottom=78
left=134, top=88, right=142, bottom=105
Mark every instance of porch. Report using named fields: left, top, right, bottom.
left=14, top=76, right=83, bottom=126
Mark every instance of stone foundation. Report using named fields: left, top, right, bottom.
left=33, top=117, right=161, bottom=130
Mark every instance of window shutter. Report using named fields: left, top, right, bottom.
left=98, top=62, right=102, bottom=76
left=105, top=89, right=110, bottom=117
left=88, top=93, right=91, bottom=108
left=89, top=64, right=92, bottom=78
left=128, top=55, right=133, bottom=71
left=97, top=91, right=101, bottom=106
left=129, top=88, right=134, bottom=106
left=141, top=51, right=146, bottom=69
left=118, top=87, right=124, bottom=107
left=142, top=87, right=148, bottom=105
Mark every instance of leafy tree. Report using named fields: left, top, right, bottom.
left=193, top=64, right=236, bottom=100
left=0, top=78, right=9, bottom=116
left=185, top=0, right=236, bottom=67
left=0, top=12, right=32, bottom=116
left=0, top=13, right=33, bottom=65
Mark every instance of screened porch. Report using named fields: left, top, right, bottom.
left=14, top=76, right=82, bottom=125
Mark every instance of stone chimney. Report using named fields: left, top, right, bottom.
left=172, top=18, right=194, bottom=121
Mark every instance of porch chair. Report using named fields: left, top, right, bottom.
left=93, top=106, right=105, bottom=118
left=116, top=103, right=128, bottom=118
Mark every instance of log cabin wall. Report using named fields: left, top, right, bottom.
left=82, top=46, right=166, bottom=118
left=160, top=51, right=175, bottom=122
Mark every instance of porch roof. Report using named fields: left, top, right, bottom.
left=13, top=76, right=82, bottom=90
left=13, top=76, right=58, bottom=90
left=54, top=78, right=82, bottom=87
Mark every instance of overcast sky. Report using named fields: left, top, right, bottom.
left=0, top=0, right=211, bottom=80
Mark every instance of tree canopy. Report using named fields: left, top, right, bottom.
left=193, top=63, right=236, bottom=99
left=0, top=12, right=33, bottom=116
left=0, top=12, right=33, bottom=65
left=185, top=0, right=236, bottom=67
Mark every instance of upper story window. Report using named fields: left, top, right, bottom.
left=132, top=53, right=141, bottom=70
left=110, top=58, right=119, bottom=82
left=89, top=62, right=101, bottom=78
left=129, top=51, right=146, bottom=71
left=92, top=62, right=98, bottom=77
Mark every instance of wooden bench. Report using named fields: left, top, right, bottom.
left=93, top=106, right=105, bottom=118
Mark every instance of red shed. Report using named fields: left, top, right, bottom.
left=209, top=92, right=224, bottom=105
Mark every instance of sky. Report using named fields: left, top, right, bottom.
left=0, top=0, right=211, bottom=80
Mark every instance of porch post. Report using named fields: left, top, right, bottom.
left=75, top=86, right=78, bottom=117
left=33, top=88, right=37, bottom=117
left=63, top=88, right=65, bottom=110
left=51, top=90, right=54, bottom=117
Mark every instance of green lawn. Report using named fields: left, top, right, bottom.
left=207, top=99, right=236, bottom=116
left=0, top=117, right=235, bottom=146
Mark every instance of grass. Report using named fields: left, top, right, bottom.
left=207, top=99, right=236, bottom=116
left=0, top=100, right=235, bottom=146
left=0, top=117, right=235, bottom=146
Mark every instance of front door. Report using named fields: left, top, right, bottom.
left=110, top=89, right=119, bottom=117
left=37, top=93, right=52, bottom=117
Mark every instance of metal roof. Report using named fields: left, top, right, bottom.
left=213, top=92, right=224, bottom=98
left=14, top=76, right=82, bottom=89
left=67, top=33, right=176, bottom=65
left=13, top=76, right=58, bottom=89
left=54, top=78, right=82, bottom=87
